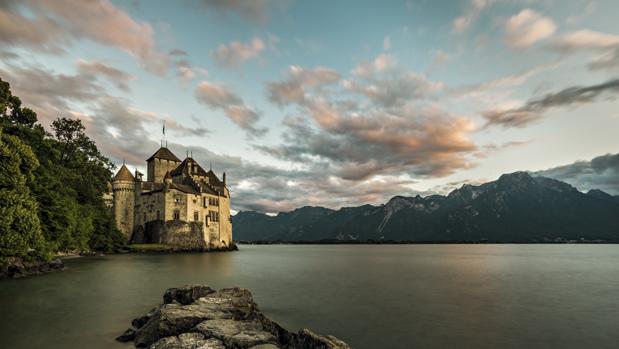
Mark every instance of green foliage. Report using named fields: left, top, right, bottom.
left=0, top=127, right=48, bottom=260
left=0, top=76, right=126, bottom=259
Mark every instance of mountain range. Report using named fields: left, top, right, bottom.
left=232, top=172, right=619, bottom=242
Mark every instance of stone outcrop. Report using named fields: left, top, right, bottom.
left=118, top=284, right=351, bottom=349
left=0, top=257, right=64, bottom=279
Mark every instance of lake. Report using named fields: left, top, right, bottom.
left=1, top=244, right=618, bottom=348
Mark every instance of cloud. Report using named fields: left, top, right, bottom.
left=212, top=37, right=266, bottom=68
left=427, top=50, right=451, bottom=72
left=504, top=9, right=556, bottom=49
left=195, top=80, right=266, bottom=138
left=169, top=48, right=188, bottom=56
left=483, top=78, right=619, bottom=128
left=383, top=36, right=391, bottom=50
left=450, top=61, right=559, bottom=98
left=263, top=70, right=476, bottom=182
left=194, top=0, right=286, bottom=22
left=351, top=53, right=396, bottom=77
left=551, top=29, right=619, bottom=71
left=76, top=59, right=135, bottom=91
left=0, top=64, right=207, bottom=166
left=262, top=57, right=476, bottom=188
left=535, top=153, right=619, bottom=194
left=267, top=65, right=340, bottom=106
left=475, top=140, right=530, bottom=158
left=0, top=0, right=169, bottom=75
left=343, top=54, right=443, bottom=108
left=452, top=0, right=491, bottom=34
left=0, top=63, right=105, bottom=124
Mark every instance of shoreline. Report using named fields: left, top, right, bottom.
left=236, top=240, right=619, bottom=245
left=0, top=244, right=239, bottom=280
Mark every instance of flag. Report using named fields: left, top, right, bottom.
left=163, top=121, right=166, bottom=136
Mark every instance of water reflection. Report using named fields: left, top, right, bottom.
left=1, top=245, right=618, bottom=349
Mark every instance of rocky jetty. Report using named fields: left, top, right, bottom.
left=0, top=257, right=64, bottom=279
left=117, top=285, right=351, bottom=349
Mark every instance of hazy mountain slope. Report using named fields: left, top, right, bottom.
left=233, top=172, right=619, bottom=242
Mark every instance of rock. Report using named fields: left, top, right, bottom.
left=150, top=333, right=226, bottom=349
left=119, top=285, right=350, bottom=349
left=164, top=285, right=216, bottom=305
left=193, top=319, right=276, bottom=348
left=133, top=307, right=160, bottom=329
left=117, top=328, right=136, bottom=342
left=290, top=329, right=351, bottom=349
left=0, top=257, right=64, bottom=279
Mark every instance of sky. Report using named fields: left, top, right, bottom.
left=1, top=0, right=618, bottom=213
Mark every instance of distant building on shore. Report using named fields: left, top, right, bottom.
left=111, top=146, right=232, bottom=250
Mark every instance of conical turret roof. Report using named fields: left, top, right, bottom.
left=113, top=164, right=135, bottom=182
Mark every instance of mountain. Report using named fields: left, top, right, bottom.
left=232, top=172, right=619, bottom=242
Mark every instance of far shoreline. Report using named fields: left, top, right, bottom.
left=236, top=240, right=619, bottom=245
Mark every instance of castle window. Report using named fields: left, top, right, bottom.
left=209, top=197, right=219, bottom=206
left=173, top=210, right=180, bottom=220
left=209, top=211, right=219, bottom=222
left=203, top=197, right=207, bottom=208
left=194, top=211, right=199, bottom=221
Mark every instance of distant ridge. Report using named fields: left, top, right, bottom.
left=232, top=172, right=619, bottom=243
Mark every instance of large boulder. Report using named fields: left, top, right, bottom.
left=119, top=285, right=351, bottom=349
left=164, top=285, right=216, bottom=305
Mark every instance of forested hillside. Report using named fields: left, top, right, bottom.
left=0, top=77, right=125, bottom=262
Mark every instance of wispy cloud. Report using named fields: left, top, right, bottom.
left=483, top=78, right=619, bottom=128
left=535, top=153, right=619, bottom=194
left=212, top=37, right=266, bottom=68
left=0, top=0, right=170, bottom=75
left=193, top=0, right=287, bottom=22
left=452, top=0, right=492, bottom=34
left=504, top=9, right=556, bottom=49
left=551, top=29, right=619, bottom=71
left=267, top=65, right=340, bottom=106
left=76, top=59, right=135, bottom=91
left=195, top=80, right=267, bottom=138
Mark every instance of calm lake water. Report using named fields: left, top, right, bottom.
left=1, top=245, right=619, bottom=349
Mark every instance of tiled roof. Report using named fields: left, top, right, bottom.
left=146, top=147, right=181, bottom=162
left=170, top=158, right=208, bottom=177
left=206, top=170, right=222, bottom=185
left=113, top=164, right=135, bottom=182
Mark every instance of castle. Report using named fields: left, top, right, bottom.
left=111, top=146, right=233, bottom=250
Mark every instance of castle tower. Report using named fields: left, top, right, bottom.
left=112, top=164, right=136, bottom=239
left=146, top=147, right=181, bottom=183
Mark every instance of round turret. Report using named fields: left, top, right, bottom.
left=112, top=164, right=136, bottom=239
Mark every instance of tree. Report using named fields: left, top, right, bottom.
left=0, top=78, right=37, bottom=127
left=0, top=76, right=126, bottom=257
left=0, top=126, right=48, bottom=259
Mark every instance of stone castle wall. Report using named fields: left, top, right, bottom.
left=147, top=158, right=180, bottom=183
left=113, top=180, right=135, bottom=238
left=131, top=220, right=206, bottom=250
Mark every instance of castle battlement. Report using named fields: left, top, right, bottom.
left=111, top=147, right=233, bottom=250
